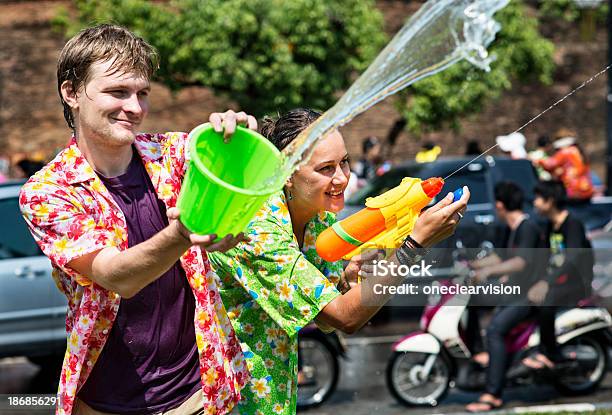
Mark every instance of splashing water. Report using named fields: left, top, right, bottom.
left=259, top=0, right=509, bottom=190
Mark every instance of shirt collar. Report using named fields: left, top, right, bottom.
left=60, top=134, right=164, bottom=185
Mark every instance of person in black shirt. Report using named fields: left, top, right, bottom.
left=466, top=182, right=546, bottom=412
left=522, top=180, right=594, bottom=370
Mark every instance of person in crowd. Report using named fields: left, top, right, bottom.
left=528, top=135, right=553, bottom=181
left=465, top=139, right=482, bottom=156
left=415, top=140, right=442, bottom=163
left=496, top=132, right=527, bottom=159
left=466, top=181, right=546, bottom=412
left=14, top=158, right=46, bottom=178
left=209, top=108, right=469, bottom=415
left=522, top=180, right=594, bottom=370
left=19, top=24, right=254, bottom=415
left=353, top=135, right=388, bottom=181
left=535, top=128, right=594, bottom=201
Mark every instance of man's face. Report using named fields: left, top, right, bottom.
left=534, top=195, right=552, bottom=217
left=68, top=60, right=150, bottom=147
left=494, top=200, right=507, bottom=223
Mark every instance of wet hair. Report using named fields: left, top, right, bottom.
left=534, top=180, right=567, bottom=209
left=361, top=136, right=380, bottom=154
left=259, top=108, right=321, bottom=151
left=537, top=135, right=550, bottom=148
left=57, top=24, right=159, bottom=130
left=494, top=181, right=524, bottom=211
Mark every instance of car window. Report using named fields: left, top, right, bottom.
left=438, top=171, right=489, bottom=205
left=0, top=197, right=42, bottom=258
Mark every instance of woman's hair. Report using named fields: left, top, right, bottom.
left=260, top=108, right=321, bottom=151
left=57, top=24, right=159, bottom=130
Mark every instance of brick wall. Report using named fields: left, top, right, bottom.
left=0, top=0, right=608, bottom=179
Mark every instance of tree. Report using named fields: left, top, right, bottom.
left=394, top=0, right=555, bottom=133
left=53, top=0, right=386, bottom=117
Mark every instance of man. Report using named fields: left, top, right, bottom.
left=20, top=24, right=255, bottom=415
left=466, top=181, right=546, bottom=412
left=522, top=180, right=594, bottom=369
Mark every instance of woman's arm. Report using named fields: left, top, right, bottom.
left=316, top=188, right=469, bottom=334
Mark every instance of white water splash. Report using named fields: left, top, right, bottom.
left=261, top=0, right=509, bottom=190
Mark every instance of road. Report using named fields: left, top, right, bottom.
left=0, top=316, right=610, bottom=415
left=299, top=318, right=612, bottom=415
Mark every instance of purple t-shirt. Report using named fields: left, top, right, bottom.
left=78, top=151, right=201, bottom=414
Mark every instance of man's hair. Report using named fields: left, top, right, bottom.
left=57, top=24, right=159, bottom=130
left=534, top=180, right=567, bottom=209
left=260, top=108, right=321, bottom=151
left=494, top=181, right=524, bottom=211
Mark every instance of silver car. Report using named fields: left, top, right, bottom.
left=0, top=181, right=66, bottom=363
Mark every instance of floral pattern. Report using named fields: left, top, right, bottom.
left=19, top=133, right=248, bottom=415
left=209, top=191, right=342, bottom=415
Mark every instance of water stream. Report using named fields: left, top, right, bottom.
left=259, top=0, right=510, bottom=190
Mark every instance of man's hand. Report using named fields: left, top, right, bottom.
left=209, top=110, right=258, bottom=142
left=528, top=280, right=549, bottom=305
left=167, top=207, right=248, bottom=253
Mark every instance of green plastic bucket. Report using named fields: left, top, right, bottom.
left=177, top=123, right=282, bottom=237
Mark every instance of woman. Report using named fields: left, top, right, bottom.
left=209, top=109, right=468, bottom=415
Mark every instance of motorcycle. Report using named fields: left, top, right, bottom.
left=385, top=244, right=612, bottom=407
left=297, top=324, right=347, bottom=409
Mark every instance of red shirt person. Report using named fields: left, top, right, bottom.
left=537, top=129, right=594, bottom=200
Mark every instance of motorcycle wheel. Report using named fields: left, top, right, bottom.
left=553, top=334, right=608, bottom=396
left=386, top=351, right=450, bottom=407
left=296, top=333, right=339, bottom=409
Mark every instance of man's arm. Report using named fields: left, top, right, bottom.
left=70, top=110, right=256, bottom=298
left=69, top=212, right=241, bottom=298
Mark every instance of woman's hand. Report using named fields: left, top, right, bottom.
left=209, top=110, right=258, bottom=142
left=410, top=186, right=470, bottom=248
left=343, top=249, right=384, bottom=285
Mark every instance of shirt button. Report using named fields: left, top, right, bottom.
left=102, top=329, right=108, bottom=334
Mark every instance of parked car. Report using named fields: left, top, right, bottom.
left=0, top=180, right=66, bottom=364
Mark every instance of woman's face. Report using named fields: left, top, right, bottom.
left=288, top=130, right=350, bottom=214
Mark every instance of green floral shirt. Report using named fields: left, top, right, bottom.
left=209, top=191, right=342, bottom=415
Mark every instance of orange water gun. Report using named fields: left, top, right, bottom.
left=316, top=177, right=444, bottom=262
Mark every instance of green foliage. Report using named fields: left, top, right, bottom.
left=538, top=0, right=608, bottom=23
left=396, top=0, right=555, bottom=133
left=53, top=0, right=386, bottom=116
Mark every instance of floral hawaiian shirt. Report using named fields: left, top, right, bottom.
left=209, top=191, right=342, bottom=415
left=19, top=133, right=249, bottom=415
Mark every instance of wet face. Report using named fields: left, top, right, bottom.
left=287, top=130, right=350, bottom=214
left=62, top=59, right=150, bottom=148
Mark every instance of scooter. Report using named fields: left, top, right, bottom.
left=297, top=324, right=347, bottom=409
left=385, top=250, right=612, bottom=407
